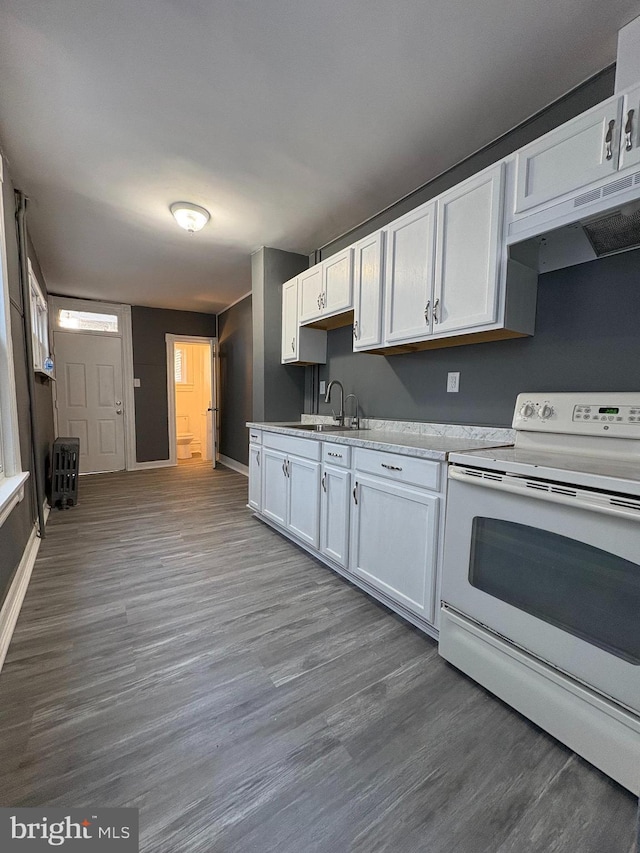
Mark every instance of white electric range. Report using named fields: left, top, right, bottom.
left=440, top=392, right=640, bottom=795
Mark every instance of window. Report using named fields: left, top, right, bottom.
left=57, top=309, right=119, bottom=333
left=0, top=157, right=28, bottom=519
left=28, top=261, right=51, bottom=374
left=175, top=345, right=188, bottom=384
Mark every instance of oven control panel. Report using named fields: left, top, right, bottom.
left=513, top=393, right=640, bottom=437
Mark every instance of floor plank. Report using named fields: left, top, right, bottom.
left=0, top=461, right=637, bottom=852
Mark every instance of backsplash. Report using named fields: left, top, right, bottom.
left=301, top=414, right=515, bottom=443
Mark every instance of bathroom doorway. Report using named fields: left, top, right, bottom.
left=166, top=335, right=219, bottom=468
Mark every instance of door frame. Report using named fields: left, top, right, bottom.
left=166, top=334, right=219, bottom=468
left=49, top=296, right=137, bottom=472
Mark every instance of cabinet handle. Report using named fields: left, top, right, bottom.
left=328, top=451, right=342, bottom=458
left=433, top=298, right=440, bottom=324
left=381, top=463, right=403, bottom=471
left=317, top=294, right=321, bottom=309
left=353, top=320, right=359, bottom=340
left=625, top=109, right=635, bottom=151
left=424, top=300, right=430, bottom=324
left=605, top=119, right=615, bottom=161
left=291, top=337, right=295, bottom=352
left=322, top=473, right=327, bottom=492
left=322, top=292, right=326, bottom=309
left=257, top=451, right=260, bottom=466
left=353, top=482, right=358, bottom=505
left=282, top=460, right=286, bottom=476
left=286, top=460, right=290, bottom=477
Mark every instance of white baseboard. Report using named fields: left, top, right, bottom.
left=0, top=521, right=44, bottom=674
left=218, top=455, right=249, bottom=477
left=130, top=459, right=176, bottom=471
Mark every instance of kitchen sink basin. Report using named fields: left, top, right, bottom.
left=288, top=423, right=367, bottom=432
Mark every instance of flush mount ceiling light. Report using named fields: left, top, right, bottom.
left=170, top=202, right=210, bottom=233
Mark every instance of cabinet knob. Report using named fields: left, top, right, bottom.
left=605, top=119, right=615, bottom=161
left=625, top=109, right=635, bottom=152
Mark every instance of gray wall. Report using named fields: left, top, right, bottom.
left=218, top=295, right=252, bottom=466
left=252, top=247, right=309, bottom=422
left=0, top=158, right=54, bottom=604
left=131, top=306, right=217, bottom=463
left=317, top=250, right=640, bottom=426
left=310, top=66, right=631, bottom=426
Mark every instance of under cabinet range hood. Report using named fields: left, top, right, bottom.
left=582, top=201, right=640, bottom=255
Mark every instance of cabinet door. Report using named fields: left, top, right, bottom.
left=262, top=448, right=288, bottom=527
left=322, top=247, right=353, bottom=316
left=320, top=465, right=351, bottom=568
left=618, top=84, right=640, bottom=172
left=281, top=279, right=299, bottom=363
left=248, top=444, right=262, bottom=511
left=350, top=475, right=439, bottom=621
left=433, top=163, right=503, bottom=335
left=287, top=456, right=320, bottom=548
left=298, top=266, right=323, bottom=324
left=384, top=202, right=436, bottom=345
left=514, top=97, right=622, bottom=215
left=353, top=231, right=384, bottom=351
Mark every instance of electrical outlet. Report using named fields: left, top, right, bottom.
left=447, top=372, right=460, bottom=393
left=133, top=378, right=141, bottom=388
left=319, top=380, right=326, bottom=395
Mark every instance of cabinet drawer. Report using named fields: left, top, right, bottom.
left=353, top=447, right=440, bottom=491
left=322, top=442, right=351, bottom=468
left=249, top=429, right=262, bottom=445
left=263, top=431, right=321, bottom=461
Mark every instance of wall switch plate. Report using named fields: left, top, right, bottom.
left=133, top=378, right=141, bottom=388
left=447, top=372, right=460, bottom=393
left=319, top=380, right=326, bottom=395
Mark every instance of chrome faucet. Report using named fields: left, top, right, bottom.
left=324, top=380, right=344, bottom=426
left=344, top=393, right=360, bottom=430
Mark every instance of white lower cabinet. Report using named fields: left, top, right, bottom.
left=349, top=474, right=439, bottom=622
left=261, top=445, right=320, bottom=548
left=248, top=444, right=262, bottom=511
left=250, top=432, right=443, bottom=633
left=320, top=465, right=351, bottom=569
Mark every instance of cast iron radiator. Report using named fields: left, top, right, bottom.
left=51, top=437, right=80, bottom=509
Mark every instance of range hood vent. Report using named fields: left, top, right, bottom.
left=583, top=205, right=640, bottom=256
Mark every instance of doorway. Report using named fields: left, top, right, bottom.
left=166, top=335, right=219, bottom=468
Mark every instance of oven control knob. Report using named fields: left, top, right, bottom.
left=539, top=403, right=554, bottom=420
left=519, top=402, right=536, bottom=419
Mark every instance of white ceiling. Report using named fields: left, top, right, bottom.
left=0, top=1, right=637, bottom=314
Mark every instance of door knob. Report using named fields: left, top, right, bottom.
left=116, top=409, right=123, bottom=415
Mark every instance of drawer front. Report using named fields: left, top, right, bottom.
left=322, top=442, right=351, bottom=468
left=353, top=447, right=440, bottom=491
left=249, top=429, right=262, bottom=445
left=263, top=431, right=321, bottom=461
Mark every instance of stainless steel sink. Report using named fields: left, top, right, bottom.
left=288, top=423, right=367, bottom=432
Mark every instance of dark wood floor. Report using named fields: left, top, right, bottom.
left=0, top=461, right=637, bottom=852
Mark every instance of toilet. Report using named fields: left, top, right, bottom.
left=176, top=416, right=194, bottom=459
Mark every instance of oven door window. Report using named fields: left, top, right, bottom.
left=469, top=518, right=640, bottom=665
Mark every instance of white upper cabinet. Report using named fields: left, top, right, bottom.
left=281, top=276, right=327, bottom=366
left=384, top=201, right=436, bottom=345
left=514, top=97, right=623, bottom=216
left=322, top=247, right=353, bottom=317
left=281, top=278, right=299, bottom=362
left=299, top=265, right=324, bottom=324
left=353, top=231, right=384, bottom=351
left=619, top=83, right=640, bottom=171
left=433, top=163, right=504, bottom=334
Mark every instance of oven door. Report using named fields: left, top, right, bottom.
left=441, top=466, right=640, bottom=713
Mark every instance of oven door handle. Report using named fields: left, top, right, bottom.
left=449, top=467, right=640, bottom=523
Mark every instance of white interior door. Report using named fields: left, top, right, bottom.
left=54, top=330, right=125, bottom=473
